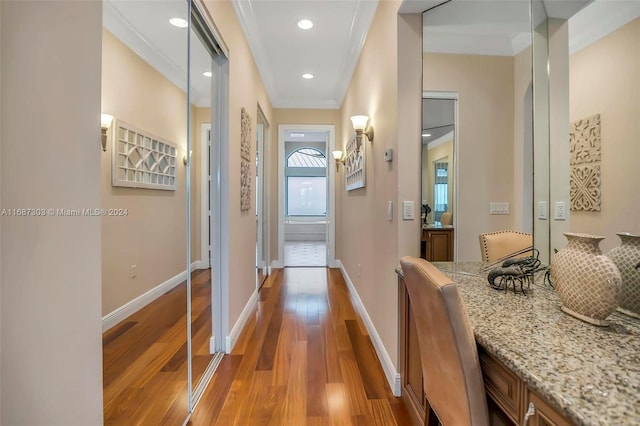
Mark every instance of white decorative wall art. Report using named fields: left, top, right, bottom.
left=240, top=107, right=252, bottom=211
left=569, top=113, right=602, bottom=211
left=570, top=164, right=601, bottom=211
left=111, top=119, right=177, bottom=190
left=345, top=134, right=366, bottom=191
left=570, top=114, right=601, bottom=165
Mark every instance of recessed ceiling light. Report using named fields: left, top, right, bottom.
left=203, top=71, right=212, bottom=78
left=297, top=19, right=313, bottom=30
left=302, top=73, right=314, bottom=79
left=422, top=133, right=432, bottom=137
left=169, top=18, right=188, bottom=28
left=291, top=133, right=305, bottom=138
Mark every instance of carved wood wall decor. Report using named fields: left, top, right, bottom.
left=569, top=114, right=601, bottom=211
left=570, top=164, right=601, bottom=212
left=240, top=107, right=252, bottom=211
left=570, top=113, right=600, bottom=165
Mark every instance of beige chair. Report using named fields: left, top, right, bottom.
left=478, top=230, right=533, bottom=263
left=440, top=211, right=453, bottom=226
left=400, top=256, right=489, bottom=426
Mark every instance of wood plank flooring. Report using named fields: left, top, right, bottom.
left=189, top=267, right=412, bottom=425
left=102, top=269, right=213, bottom=425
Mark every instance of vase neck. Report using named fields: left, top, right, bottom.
left=618, top=234, right=640, bottom=247
left=566, top=235, right=603, bottom=255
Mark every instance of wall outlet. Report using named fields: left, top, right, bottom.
left=130, top=264, right=137, bottom=279
left=537, top=201, right=548, bottom=220
left=402, top=201, right=415, bottom=220
left=489, top=202, right=510, bottom=215
left=554, top=201, right=567, bottom=220
left=384, top=148, right=393, bottom=162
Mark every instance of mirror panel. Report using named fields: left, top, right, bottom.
left=422, top=0, right=533, bottom=261
left=101, top=0, right=190, bottom=423
left=532, top=0, right=550, bottom=264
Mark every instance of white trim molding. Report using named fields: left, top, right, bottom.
left=102, top=262, right=199, bottom=332
left=225, top=288, right=259, bottom=353
left=336, top=260, right=402, bottom=396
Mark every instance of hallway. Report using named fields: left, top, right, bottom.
left=189, top=267, right=411, bottom=425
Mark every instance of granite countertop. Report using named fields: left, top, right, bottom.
left=427, top=262, right=640, bottom=426
left=422, top=224, right=454, bottom=230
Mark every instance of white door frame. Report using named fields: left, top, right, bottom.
left=277, top=124, right=337, bottom=268
left=255, top=121, right=265, bottom=285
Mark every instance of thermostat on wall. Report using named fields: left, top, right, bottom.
left=384, top=148, right=393, bottom=162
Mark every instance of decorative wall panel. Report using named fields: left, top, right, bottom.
left=345, top=134, right=366, bottom=191
left=570, top=113, right=601, bottom=165
left=240, top=107, right=252, bottom=210
left=570, top=164, right=601, bottom=212
left=111, top=120, right=176, bottom=190
left=570, top=113, right=602, bottom=211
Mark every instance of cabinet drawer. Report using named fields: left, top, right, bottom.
left=479, top=349, right=522, bottom=424
left=525, top=390, right=573, bottom=426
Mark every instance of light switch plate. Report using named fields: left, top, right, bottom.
left=387, top=201, right=393, bottom=222
left=489, top=202, right=510, bottom=215
left=384, top=148, right=393, bottom=162
left=537, top=201, right=548, bottom=220
left=402, top=201, right=414, bottom=220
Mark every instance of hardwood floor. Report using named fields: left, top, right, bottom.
left=103, top=269, right=214, bottom=425
left=189, top=267, right=412, bottom=425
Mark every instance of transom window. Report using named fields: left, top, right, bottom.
left=287, top=148, right=327, bottom=168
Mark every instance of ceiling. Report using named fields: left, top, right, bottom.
left=104, top=0, right=639, bottom=111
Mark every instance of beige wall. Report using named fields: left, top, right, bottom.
left=337, top=1, right=423, bottom=372
left=423, top=53, right=515, bottom=260
left=568, top=18, right=640, bottom=252
left=101, top=30, right=199, bottom=315
left=272, top=108, right=341, bottom=261
left=1, top=1, right=103, bottom=423
left=203, top=0, right=273, bottom=329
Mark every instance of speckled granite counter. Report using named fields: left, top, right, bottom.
left=431, top=262, right=640, bottom=426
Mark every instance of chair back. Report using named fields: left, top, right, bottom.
left=441, top=212, right=453, bottom=226
left=400, top=257, right=489, bottom=426
left=478, top=230, right=533, bottom=263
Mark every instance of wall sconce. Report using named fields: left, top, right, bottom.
left=183, top=150, right=192, bottom=165
left=350, top=115, right=374, bottom=151
left=100, top=113, right=114, bottom=151
left=332, top=150, right=345, bottom=172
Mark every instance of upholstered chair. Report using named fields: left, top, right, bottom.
left=478, top=231, right=533, bottom=263
left=400, top=256, right=489, bottom=426
left=440, top=211, right=453, bottom=226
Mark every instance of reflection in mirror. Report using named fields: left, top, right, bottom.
left=420, top=97, right=456, bottom=261
left=422, top=0, right=533, bottom=261
left=563, top=1, right=640, bottom=317
left=532, top=0, right=550, bottom=265
left=100, top=0, right=190, bottom=423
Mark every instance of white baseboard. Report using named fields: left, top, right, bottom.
left=195, top=259, right=210, bottom=270
left=225, top=288, right=259, bottom=353
left=102, top=261, right=199, bottom=332
left=271, top=260, right=284, bottom=269
left=336, top=260, right=401, bottom=397
left=209, top=336, right=216, bottom=354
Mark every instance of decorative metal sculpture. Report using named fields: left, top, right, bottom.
left=487, top=250, right=547, bottom=295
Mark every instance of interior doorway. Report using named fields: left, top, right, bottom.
left=278, top=125, right=337, bottom=268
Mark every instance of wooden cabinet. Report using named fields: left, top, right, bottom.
left=421, top=227, right=454, bottom=261
left=397, top=272, right=573, bottom=426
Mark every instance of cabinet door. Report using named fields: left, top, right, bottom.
left=426, top=230, right=453, bottom=261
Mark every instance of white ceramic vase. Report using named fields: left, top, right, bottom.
left=550, top=233, right=621, bottom=326
left=608, top=232, right=640, bottom=319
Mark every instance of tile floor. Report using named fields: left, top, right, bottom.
left=284, top=241, right=327, bottom=267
